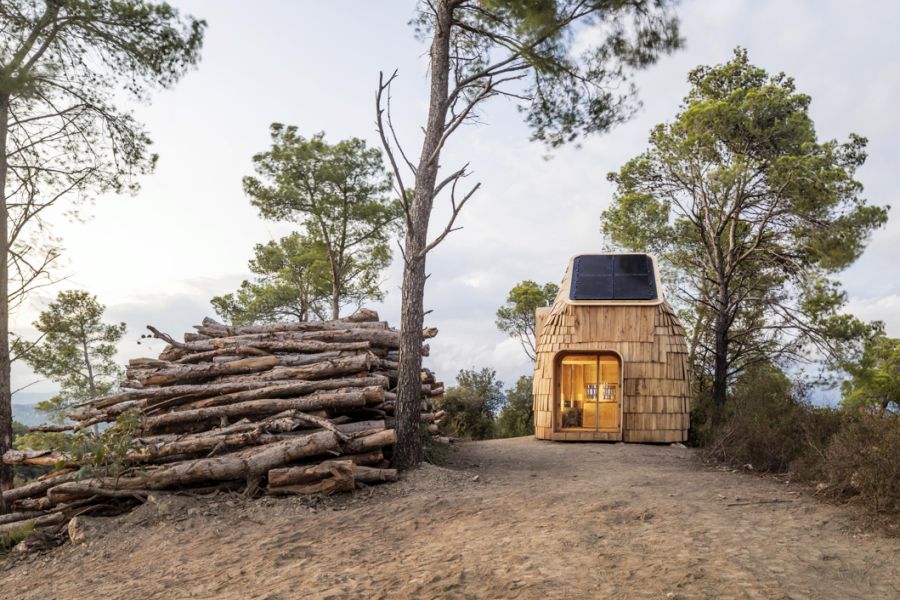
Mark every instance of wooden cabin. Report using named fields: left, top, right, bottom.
left=532, top=253, right=690, bottom=442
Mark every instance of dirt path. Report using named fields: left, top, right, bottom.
left=1, top=437, right=898, bottom=599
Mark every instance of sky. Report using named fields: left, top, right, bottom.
left=10, top=0, right=900, bottom=403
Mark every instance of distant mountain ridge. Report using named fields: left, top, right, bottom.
left=12, top=403, right=46, bottom=427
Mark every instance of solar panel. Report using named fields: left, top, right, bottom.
left=570, top=254, right=658, bottom=301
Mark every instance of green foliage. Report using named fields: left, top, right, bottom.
left=0, top=522, right=34, bottom=556
left=15, top=431, right=74, bottom=453
left=413, top=1, right=683, bottom=147
left=0, top=1, right=205, bottom=302
left=421, top=429, right=450, bottom=466
left=11, top=421, right=51, bottom=482
left=437, top=368, right=505, bottom=440
left=71, top=410, right=141, bottom=480
left=602, top=48, right=888, bottom=409
left=0, top=1, right=204, bottom=486
left=702, top=363, right=812, bottom=472
left=496, top=375, right=534, bottom=438
left=496, top=281, right=558, bottom=361
left=18, top=290, right=126, bottom=425
left=11, top=420, right=28, bottom=439
left=822, top=415, right=900, bottom=516
left=840, top=334, right=900, bottom=416
left=211, top=232, right=332, bottom=324
left=243, top=125, right=401, bottom=318
left=698, top=364, right=900, bottom=524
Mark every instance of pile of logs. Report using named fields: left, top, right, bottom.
left=1, top=309, right=444, bottom=537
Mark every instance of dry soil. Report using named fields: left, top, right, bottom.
left=1, top=437, right=898, bottom=599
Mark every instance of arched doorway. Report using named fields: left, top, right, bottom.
left=556, top=352, right=621, bottom=433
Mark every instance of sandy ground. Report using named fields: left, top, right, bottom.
left=1, top=437, right=898, bottom=599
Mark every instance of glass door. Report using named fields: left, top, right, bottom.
left=558, top=354, right=619, bottom=431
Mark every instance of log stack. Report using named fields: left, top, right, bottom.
left=1, top=309, right=443, bottom=537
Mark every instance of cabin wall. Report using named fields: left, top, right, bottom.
left=533, top=302, right=690, bottom=442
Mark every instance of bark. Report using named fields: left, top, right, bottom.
left=208, top=353, right=376, bottom=384
left=197, top=309, right=381, bottom=337
left=81, top=374, right=388, bottom=415
left=0, top=510, right=45, bottom=525
left=393, top=1, right=453, bottom=470
left=47, top=482, right=150, bottom=506
left=172, top=345, right=274, bottom=364
left=353, top=466, right=399, bottom=484
left=0, top=511, right=65, bottom=535
left=172, top=375, right=388, bottom=411
left=267, top=460, right=396, bottom=489
left=2, top=449, right=68, bottom=467
left=343, top=428, right=397, bottom=454
left=139, top=355, right=280, bottom=386
left=109, top=430, right=341, bottom=490
left=1, top=471, right=78, bottom=504
left=158, top=329, right=435, bottom=362
left=267, top=459, right=356, bottom=496
left=0, top=92, right=12, bottom=496
left=129, top=429, right=267, bottom=462
left=712, top=283, right=730, bottom=416
left=267, top=459, right=354, bottom=487
left=140, top=387, right=385, bottom=432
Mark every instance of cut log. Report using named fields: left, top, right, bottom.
left=209, top=353, right=376, bottom=384
left=139, top=355, right=280, bottom=386
left=47, top=482, right=151, bottom=506
left=110, top=430, right=341, bottom=490
left=140, top=387, right=385, bottom=431
left=343, top=429, right=397, bottom=454
left=3, top=449, right=69, bottom=467
left=196, top=309, right=383, bottom=337
left=2, top=471, right=78, bottom=503
left=266, top=460, right=355, bottom=496
left=0, top=512, right=66, bottom=535
left=0, top=510, right=46, bottom=525
left=151, top=375, right=388, bottom=413
left=353, top=466, right=399, bottom=484
left=27, top=423, right=74, bottom=433
left=267, top=459, right=353, bottom=487
left=173, top=345, right=275, bottom=364
left=267, top=459, right=395, bottom=488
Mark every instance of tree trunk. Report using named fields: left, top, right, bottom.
left=712, top=284, right=730, bottom=418
left=393, top=0, right=453, bottom=470
left=331, top=287, right=340, bottom=321
left=0, top=92, right=12, bottom=498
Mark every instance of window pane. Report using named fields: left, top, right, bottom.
left=559, top=354, right=619, bottom=432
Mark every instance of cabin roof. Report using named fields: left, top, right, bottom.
left=549, top=253, right=664, bottom=315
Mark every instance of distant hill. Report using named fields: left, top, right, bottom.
left=10, top=391, right=55, bottom=426
left=12, top=403, right=46, bottom=427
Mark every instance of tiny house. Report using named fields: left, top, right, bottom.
left=532, top=253, right=690, bottom=442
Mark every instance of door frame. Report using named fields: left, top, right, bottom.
left=552, top=349, right=624, bottom=437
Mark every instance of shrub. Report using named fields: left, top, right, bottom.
left=422, top=429, right=450, bottom=466
left=0, top=522, right=34, bottom=556
left=702, top=364, right=810, bottom=471
left=436, top=368, right=504, bottom=440
left=496, top=376, right=534, bottom=438
left=821, top=415, right=900, bottom=515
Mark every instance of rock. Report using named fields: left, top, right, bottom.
left=146, top=493, right=191, bottom=516
left=68, top=516, right=111, bottom=545
left=471, top=475, right=480, bottom=482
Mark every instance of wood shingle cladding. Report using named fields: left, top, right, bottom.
left=532, top=254, right=691, bottom=443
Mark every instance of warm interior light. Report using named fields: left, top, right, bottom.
left=559, top=354, right=620, bottom=431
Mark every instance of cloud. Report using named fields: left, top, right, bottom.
left=9, top=0, right=900, bottom=400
